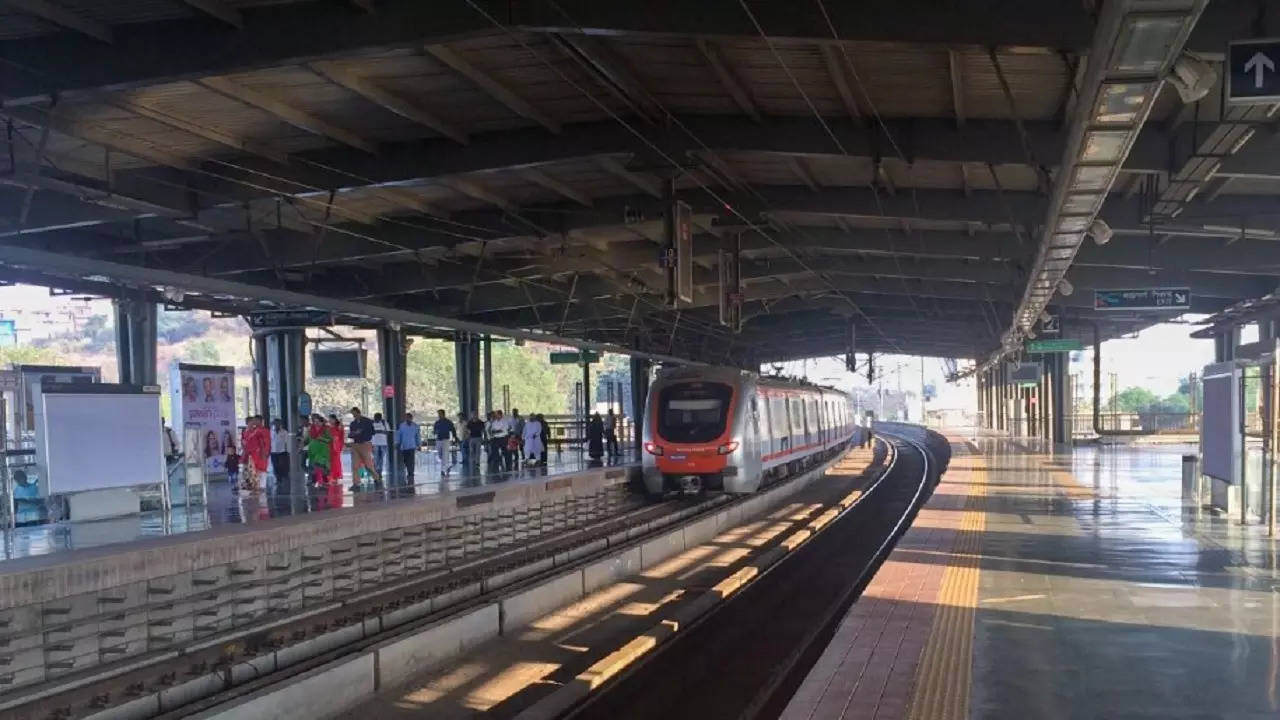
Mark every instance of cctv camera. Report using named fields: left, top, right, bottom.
left=1058, top=278, right=1074, bottom=296
left=1169, top=54, right=1216, bottom=104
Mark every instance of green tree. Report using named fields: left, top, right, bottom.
left=1109, top=386, right=1159, bottom=413
left=184, top=339, right=221, bottom=364
left=0, top=344, right=65, bottom=366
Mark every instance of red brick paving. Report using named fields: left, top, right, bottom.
left=781, top=446, right=980, bottom=720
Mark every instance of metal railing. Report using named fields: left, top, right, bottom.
left=1069, top=412, right=1200, bottom=438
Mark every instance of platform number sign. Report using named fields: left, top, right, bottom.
left=1229, top=39, right=1280, bottom=104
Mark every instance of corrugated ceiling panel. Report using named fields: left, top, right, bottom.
left=116, top=80, right=328, bottom=155
left=957, top=48, right=1067, bottom=120
left=609, top=36, right=745, bottom=115
left=717, top=41, right=847, bottom=117
left=443, top=33, right=628, bottom=126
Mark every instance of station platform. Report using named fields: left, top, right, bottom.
left=783, top=431, right=1280, bottom=720
left=3, top=446, right=635, bottom=562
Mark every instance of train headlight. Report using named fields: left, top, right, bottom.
left=717, top=441, right=739, bottom=455
left=644, top=442, right=664, bottom=455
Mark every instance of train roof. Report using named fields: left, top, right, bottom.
left=654, top=365, right=850, bottom=396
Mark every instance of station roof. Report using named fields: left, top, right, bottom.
left=0, top=0, right=1275, bottom=365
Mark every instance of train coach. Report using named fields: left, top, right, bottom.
left=641, top=365, right=857, bottom=497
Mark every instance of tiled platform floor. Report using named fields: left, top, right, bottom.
left=783, top=432, right=1280, bottom=720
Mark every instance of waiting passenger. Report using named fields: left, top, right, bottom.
left=432, top=409, right=458, bottom=476
left=395, top=413, right=421, bottom=486
left=604, top=409, right=620, bottom=458
left=510, top=409, right=525, bottom=468
left=466, top=412, right=486, bottom=470
left=224, top=436, right=239, bottom=487
left=523, top=413, right=545, bottom=466
left=306, top=414, right=331, bottom=486
left=371, top=412, right=389, bottom=480
left=270, top=418, right=290, bottom=486
left=587, top=412, right=604, bottom=461
left=240, top=416, right=270, bottom=491
left=327, top=414, right=345, bottom=486
left=348, top=406, right=378, bottom=488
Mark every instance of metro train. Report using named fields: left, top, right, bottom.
left=641, top=365, right=858, bottom=497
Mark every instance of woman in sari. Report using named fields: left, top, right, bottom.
left=328, top=414, right=345, bottom=485
left=306, top=414, right=331, bottom=485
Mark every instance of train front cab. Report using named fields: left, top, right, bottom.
left=641, top=371, right=756, bottom=497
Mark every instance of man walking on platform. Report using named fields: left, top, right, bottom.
left=394, top=413, right=421, bottom=487
left=348, top=406, right=379, bottom=487
left=604, top=409, right=620, bottom=458
left=432, top=409, right=458, bottom=476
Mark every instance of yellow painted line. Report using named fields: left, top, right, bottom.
left=806, top=507, right=841, bottom=533
left=712, top=565, right=759, bottom=597
left=907, top=463, right=986, bottom=720
left=838, top=489, right=864, bottom=508
left=781, top=528, right=812, bottom=551
left=576, top=620, right=679, bottom=690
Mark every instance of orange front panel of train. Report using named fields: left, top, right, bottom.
left=647, top=379, right=737, bottom=474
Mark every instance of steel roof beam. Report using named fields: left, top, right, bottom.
left=308, top=61, right=469, bottom=145
left=181, top=0, right=243, bottom=29
left=198, top=76, right=379, bottom=154
left=696, top=39, right=760, bottom=123
left=424, top=44, right=561, bottom=134
left=3, top=0, right=113, bottom=43
left=0, top=1, right=1260, bottom=104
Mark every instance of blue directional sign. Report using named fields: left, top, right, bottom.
left=1229, top=39, right=1280, bottom=104
left=1094, top=288, right=1190, bottom=311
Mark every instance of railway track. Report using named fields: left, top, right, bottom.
left=565, top=426, right=948, bottom=720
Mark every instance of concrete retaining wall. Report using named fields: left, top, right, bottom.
left=177, top=450, right=850, bottom=720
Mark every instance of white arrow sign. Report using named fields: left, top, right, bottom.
left=1245, top=51, right=1275, bottom=88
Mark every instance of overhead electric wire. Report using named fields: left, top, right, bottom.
left=0, top=79, right=735, bottom=347
left=509, top=0, right=911, bottom=358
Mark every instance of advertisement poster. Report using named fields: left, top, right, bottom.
left=171, top=363, right=236, bottom=475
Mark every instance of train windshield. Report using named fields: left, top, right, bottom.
left=657, top=382, right=733, bottom=442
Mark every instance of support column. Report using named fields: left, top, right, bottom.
left=113, top=298, right=157, bottom=386
left=261, top=329, right=305, bottom=493
left=379, top=327, right=407, bottom=487
left=482, top=335, right=493, bottom=416
left=582, top=359, right=592, bottom=416
left=976, top=373, right=985, bottom=428
left=1050, top=352, right=1068, bottom=446
left=454, top=333, right=481, bottom=418
left=629, top=356, right=651, bottom=453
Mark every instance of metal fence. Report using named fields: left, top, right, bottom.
left=1068, top=412, right=1200, bottom=438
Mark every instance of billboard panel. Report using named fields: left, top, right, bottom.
left=171, top=363, right=237, bottom=476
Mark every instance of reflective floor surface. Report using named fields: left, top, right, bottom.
left=785, top=430, right=1280, bottom=720
left=1, top=446, right=636, bottom=563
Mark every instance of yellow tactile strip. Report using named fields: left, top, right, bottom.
left=905, top=461, right=987, bottom=720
